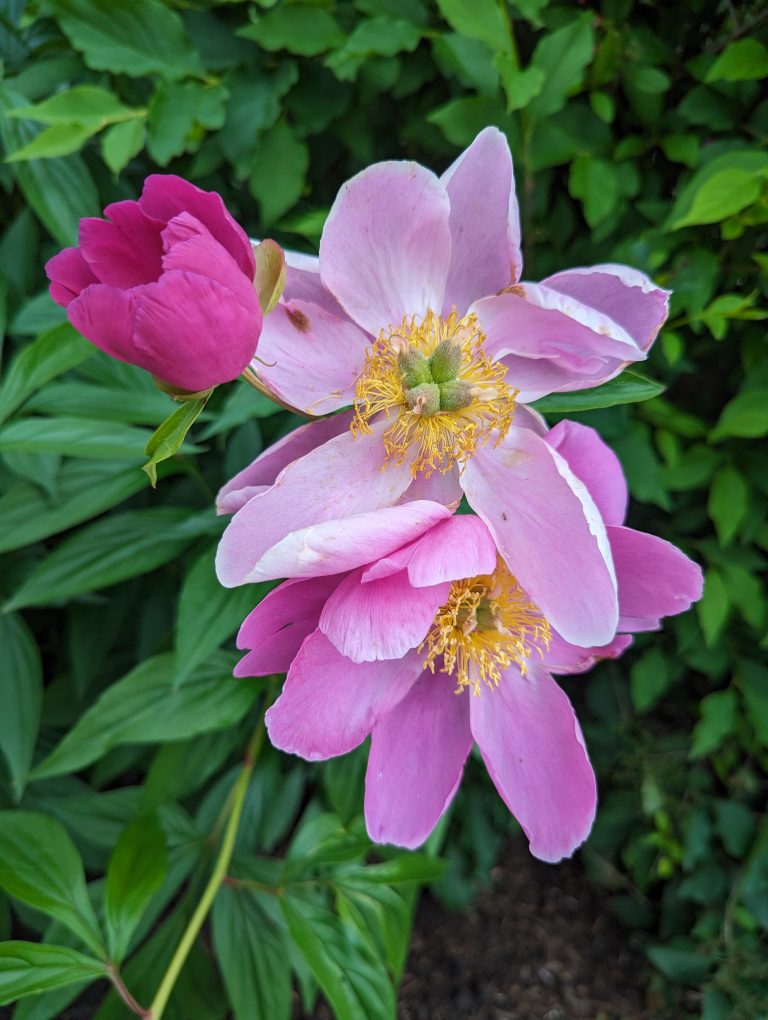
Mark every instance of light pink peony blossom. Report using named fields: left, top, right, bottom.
left=46, top=175, right=264, bottom=392
left=216, top=128, right=670, bottom=650
left=232, top=463, right=701, bottom=860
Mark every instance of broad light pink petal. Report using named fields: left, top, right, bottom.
left=67, top=284, right=138, bottom=363
left=140, top=174, right=255, bottom=279
left=217, top=413, right=353, bottom=515
left=610, top=526, right=703, bottom=628
left=365, top=673, right=472, bottom=849
left=282, top=249, right=346, bottom=316
left=45, top=247, right=99, bottom=307
left=471, top=663, right=597, bottom=863
left=78, top=202, right=163, bottom=288
left=545, top=420, right=627, bottom=526
left=215, top=422, right=418, bottom=586
left=398, top=466, right=464, bottom=507
left=254, top=299, right=370, bottom=414
left=441, top=126, right=522, bottom=315
left=133, top=270, right=261, bottom=391
left=320, top=568, right=450, bottom=662
left=461, top=426, right=618, bottom=647
left=542, top=631, right=633, bottom=675
left=235, top=575, right=342, bottom=677
left=320, top=161, right=451, bottom=336
left=265, top=632, right=422, bottom=760
left=543, top=264, right=670, bottom=353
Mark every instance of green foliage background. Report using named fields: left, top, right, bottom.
left=0, top=0, right=767, bottom=1017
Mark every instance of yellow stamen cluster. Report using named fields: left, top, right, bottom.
left=351, top=309, right=517, bottom=476
left=420, top=561, right=551, bottom=695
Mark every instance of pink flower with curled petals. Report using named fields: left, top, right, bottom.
left=229, top=491, right=701, bottom=860
left=45, top=175, right=264, bottom=393
left=216, top=127, right=670, bottom=651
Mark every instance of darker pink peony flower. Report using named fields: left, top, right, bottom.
left=45, top=175, right=263, bottom=392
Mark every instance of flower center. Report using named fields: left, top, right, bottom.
left=420, top=561, right=551, bottom=695
left=351, top=310, right=517, bottom=476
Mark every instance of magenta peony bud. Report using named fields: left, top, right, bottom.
left=45, top=175, right=265, bottom=392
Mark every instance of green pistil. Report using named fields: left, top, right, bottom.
left=400, top=341, right=473, bottom=416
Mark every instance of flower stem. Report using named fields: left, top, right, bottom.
left=148, top=717, right=268, bottom=1019
left=107, top=965, right=150, bottom=1018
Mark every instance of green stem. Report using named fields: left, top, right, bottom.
left=148, top=718, right=267, bottom=1019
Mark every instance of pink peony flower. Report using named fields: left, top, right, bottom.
left=216, top=128, right=670, bottom=650
left=231, top=427, right=701, bottom=860
left=45, top=175, right=263, bottom=392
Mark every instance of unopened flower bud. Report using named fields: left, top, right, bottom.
left=438, top=379, right=474, bottom=412
left=398, top=347, right=432, bottom=389
left=405, top=382, right=441, bottom=416
left=428, top=339, right=462, bottom=383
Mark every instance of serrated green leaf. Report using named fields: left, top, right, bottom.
left=527, top=15, right=594, bottom=120
left=239, top=6, right=344, bottom=56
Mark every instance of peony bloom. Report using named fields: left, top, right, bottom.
left=216, top=128, right=670, bottom=650
left=226, top=424, right=702, bottom=861
left=46, top=175, right=264, bottom=393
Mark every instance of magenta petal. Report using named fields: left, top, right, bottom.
left=320, top=568, right=450, bottom=662
left=217, top=413, right=353, bottom=515
left=470, top=664, right=597, bottom=863
left=67, top=284, right=138, bottom=363
left=215, top=424, right=423, bottom=586
left=235, top=575, right=342, bottom=677
left=320, top=161, right=451, bottom=336
left=461, top=426, right=618, bottom=647
left=265, top=632, right=423, bottom=760
left=441, top=126, right=522, bottom=314
left=45, top=247, right=99, bottom=307
left=545, top=420, right=627, bottom=527
left=610, top=526, right=703, bottom=628
left=133, top=270, right=262, bottom=391
left=254, top=300, right=371, bottom=414
left=139, top=174, right=255, bottom=279
left=542, top=631, right=633, bottom=675
left=160, top=218, right=258, bottom=312
left=365, top=673, right=472, bottom=849
left=78, top=204, right=163, bottom=288
left=543, top=264, right=670, bottom=353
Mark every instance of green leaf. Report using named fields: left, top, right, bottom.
left=526, top=15, right=594, bottom=120
left=531, top=371, right=665, bottom=413
left=738, top=660, right=768, bottom=746
left=0, top=942, right=105, bottom=1005
left=711, top=387, right=768, bottom=440
left=142, top=396, right=208, bottom=487
left=428, top=96, right=514, bottom=147
left=630, top=647, right=671, bottom=713
left=0, top=614, right=42, bottom=799
left=31, top=652, right=257, bottom=780
left=690, top=688, right=737, bottom=758
left=239, top=6, right=344, bottom=55
left=6, top=123, right=100, bottom=162
left=707, top=465, right=749, bottom=545
left=281, top=890, right=396, bottom=1020
left=101, top=118, right=145, bottom=174
left=4, top=508, right=212, bottom=612
left=647, top=945, right=715, bottom=984
left=697, top=568, right=730, bottom=646
left=495, top=57, right=544, bottom=112
left=51, top=0, right=201, bottom=80
left=326, top=17, right=422, bottom=81
left=435, top=0, right=511, bottom=54
left=705, top=39, right=768, bottom=83
left=105, top=814, right=167, bottom=963
left=569, top=155, right=621, bottom=226
left=8, top=86, right=141, bottom=127
left=253, top=239, right=286, bottom=314
left=147, top=81, right=227, bottom=166
left=0, top=813, right=104, bottom=956
left=668, top=150, right=768, bottom=229
left=249, top=119, right=308, bottom=226
left=0, top=417, right=161, bottom=460
left=212, top=885, right=292, bottom=1020
left=0, top=324, right=92, bottom=426
left=175, top=544, right=269, bottom=686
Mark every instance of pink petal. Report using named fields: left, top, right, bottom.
left=216, top=413, right=353, bottom=515
left=320, top=161, right=451, bottom=336
left=461, top=426, right=618, bottom=647
left=545, top=420, right=627, bottom=526
left=78, top=201, right=164, bottom=287
left=139, top=174, right=255, bottom=279
left=45, top=247, right=99, bottom=307
left=265, top=632, right=422, bottom=760
left=365, top=673, right=472, bottom=849
left=542, top=631, right=633, bottom=675
left=441, top=126, right=522, bottom=315
left=282, top=249, right=346, bottom=316
left=470, top=663, right=597, bottom=863
left=320, top=568, right=450, bottom=662
left=235, top=575, right=342, bottom=677
left=67, top=284, right=138, bottom=363
left=610, top=526, right=703, bottom=628
left=543, top=264, right=670, bottom=353
left=398, top=466, right=464, bottom=507
left=133, top=270, right=262, bottom=391
left=253, top=299, right=370, bottom=415
left=215, top=423, right=420, bottom=586
left=362, top=514, right=498, bottom=586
